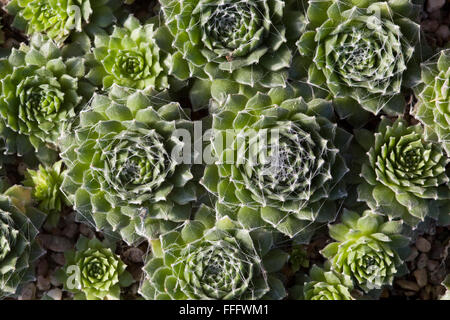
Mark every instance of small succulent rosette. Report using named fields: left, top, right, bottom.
left=201, top=87, right=351, bottom=242
left=6, top=0, right=122, bottom=43
left=294, top=263, right=355, bottom=300
left=58, top=236, right=133, bottom=300
left=0, top=34, right=95, bottom=156
left=159, top=0, right=308, bottom=107
left=139, top=205, right=288, bottom=300
left=294, top=0, right=423, bottom=117
left=355, top=118, right=450, bottom=227
left=87, top=15, right=174, bottom=92
left=23, top=161, right=69, bottom=227
left=0, top=185, right=46, bottom=298
left=321, top=209, right=410, bottom=292
left=413, top=49, right=450, bottom=154
left=60, top=86, right=195, bottom=245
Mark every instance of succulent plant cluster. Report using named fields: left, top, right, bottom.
left=0, top=0, right=447, bottom=301
left=57, top=236, right=133, bottom=300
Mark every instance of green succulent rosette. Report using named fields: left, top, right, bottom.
left=413, top=49, right=450, bottom=154
left=160, top=0, right=307, bottom=88
left=302, top=264, right=354, bottom=300
left=60, top=86, right=195, bottom=245
left=139, top=205, right=288, bottom=300
left=321, top=209, right=410, bottom=292
left=0, top=34, right=94, bottom=154
left=201, top=87, right=351, bottom=241
left=355, top=118, right=450, bottom=227
left=0, top=185, right=46, bottom=298
left=23, top=160, right=68, bottom=227
left=295, top=0, right=422, bottom=116
left=88, top=15, right=172, bottom=91
left=6, top=0, right=121, bottom=43
left=58, top=236, right=133, bottom=300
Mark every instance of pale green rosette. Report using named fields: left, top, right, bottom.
left=321, top=209, right=410, bottom=292
left=296, top=0, right=422, bottom=116
left=355, top=118, right=450, bottom=227
left=201, top=87, right=351, bottom=242
left=60, top=86, right=195, bottom=245
left=0, top=34, right=94, bottom=155
left=88, top=15, right=172, bottom=91
left=160, top=0, right=307, bottom=89
left=139, top=205, right=288, bottom=300
left=302, top=264, right=354, bottom=300
left=413, top=50, right=450, bottom=154
left=58, top=236, right=133, bottom=300
left=23, top=160, right=68, bottom=227
left=0, top=186, right=46, bottom=299
left=6, top=0, right=121, bottom=43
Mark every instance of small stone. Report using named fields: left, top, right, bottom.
left=380, top=288, right=389, bottom=299
left=18, top=283, right=36, bottom=300
left=129, top=265, right=143, bottom=281
left=406, top=247, right=419, bottom=262
left=413, top=269, right=428, bottom=288
left=415, top=237, right=431, bottom=253
left=432, top=285, right=446, bottom=299
left=428, top=10, right=443, bottom=20
left=123, top=247, right=144, bottom=264
left=426, top=0, right=445, bottom=12
left=421, top=19, right=440, bottom=32
left=396, top=280, right=420, bottom=292
left=420, top=288, right=430, bottom=300
left=79, top=223, right=95, bottom=239
left=38, top=234, right=73, bottom=252
left=429, top=265, right=446, bottom=285
left=404, top=291, right=417, bottom=297
left=46, top=288, right=62, bottom=300
left=429, top=243, right=444, bottom=260
left=436, top=25, right=450, bottom=42
left=62, top=223, right=79, bottom=239
left=427, top=260, right=439, bottom=272
left=36, top=276, right=51, bottom=291
left=416, top=253, right=428, bottom=269
left=37, top=258, right=49, bottom=277
left=51, top=253, right=66, bottom=266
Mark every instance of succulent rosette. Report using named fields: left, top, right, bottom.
left=160, top=0, right=307, bottom=88
left=302, top=264, right=354, bottom=300
left=355, top=118, right=450, bottom=227
left=139, top=205, right=288, bottom=300
left=23, top=160, right=68, bottom=227
left=201, top=87, right=351, bottom=241
left=414, top=49, right=450, bottom=154
left=0, top=185, right=46, bottom=298
left=0, top=34, right=94, bottom=154
left=58, top=236, right=133, bottom=300
left=296, top=0, right=422, bottom=115
left=88, top=15, right=172, bottom=91
left=6, top=0, right=121, bottom=43
left=321, top=209, right=410, bottom=292
left=60, top=86, right=195, bottom=245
